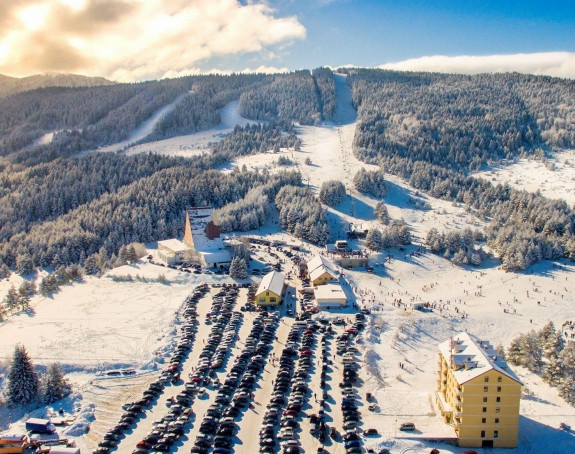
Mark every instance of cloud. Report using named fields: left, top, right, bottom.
left=0, top=0, right=306, bottom=81
left=379, top=52, right=575, bottom=79
left=160, top=65, right=289, bottom=80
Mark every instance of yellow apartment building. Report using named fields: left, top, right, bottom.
left=436, top=332, right=522, bottom=448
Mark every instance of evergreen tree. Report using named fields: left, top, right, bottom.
left=559, top=375, right=575, bottom=405
left=83, top=255, right=100, bottom=276
left=16, top=254, right=34, bottom=276
left=496, top=344, right=506, bottom=360
left=236, top=258, right=248, bottom=280
left=545, top=330, right=565, bottom=360
left=0, top=263, right=11, bottom=280
left=6, top=345, right=40, bottom=406
left=3, top=285, right=19, bottom=312
left=543, top=355, right=564, bottom=386
left=507, top=334, right=524, bottom=365
left=229, top=257, right=248, bottom=279
left=126, top=245, right=137, bottom=263
left=39, top=275, right=59, bottom=296
left=520, top=331, right=543, bottom=372
left=538, top=321, right=557, bottom=349
left=17, top=285, right=31, bottom=310
left=559, top=342, right=575, bottom=377
left=365, top=229, right=384, bottom=251
left=43, top=363, right=72, bottom=404
left=374, top=201, right=390, bottom=224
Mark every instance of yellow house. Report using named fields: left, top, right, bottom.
left=437, top=332, right=522, bottom=448
left=255, top=271, right=285, bottom=306
left=307, top=255, right=338, bottom=286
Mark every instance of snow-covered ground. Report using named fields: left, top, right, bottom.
left=97, top=92, right=193, bottom=154
left=2, top=75, right=575, bottom=453
left=0, top=262, right=199, bottom=368
left=121, top=100, right=258, bottom=157
left=474, top=149, right=575, bottom=206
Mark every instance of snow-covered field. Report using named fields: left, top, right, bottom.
left=121, top=100, right=258, bottom=157
left=0, top=263, right=201, bottom=367
left=2, top=75, right=575, bottom=453
left=97, top=92, right=193, bottom=154
left=474, top=149, right=575, bottom=206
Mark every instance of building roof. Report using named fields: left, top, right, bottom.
left=200, top=250, right=231, bottom=263
left=307, top=255, right=338, bottom=282
left=158, top=238, right=189, bottom=253
left=438, top=332, right=522, bottom=385
left=256, top=271, right=285, bottom=297
left=186, top=207, right=225, bottom=252
left=314, top=282, right=347, bottom=301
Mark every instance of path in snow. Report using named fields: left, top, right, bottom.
left=122, top=100, right=257, bottom=157
left=97, top=92, right=192, bottom=154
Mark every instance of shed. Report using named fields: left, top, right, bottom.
left=314, top=282, right=347, bottom=309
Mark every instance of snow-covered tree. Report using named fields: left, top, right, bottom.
left=117, top=245, right=128, bottom=264
left=507, top=334, right=524, bottom=366
left=0, top=263, right=11, bottom=280
left=43, top=363, right=72, bottom=404
left=353, top=168, right=387, bottom=197
left=229, top=257, right=248, bottom=280
left=83, top=255, right=100, bottom=276
left=520, top=331, right=543, bottom=372
left=559, top=375, right=575, bottom=405
left=319, top=180, right=346, bottom=206
left=559, top=342, right=575, bottom=377
left=3, top=285, right=19, bottom=312
left=16, top=254, right=34, bottom=276
left=126, top=245, right=137, bottom=263
left=365, top=229, right=384, bottom=251
left=39, top=275, right=59, bottom=296
left=543, top=355, right=564, bottom=386
left=374, top=201, right=390, bottom=224
left=6, top=345, right=40, bottom=406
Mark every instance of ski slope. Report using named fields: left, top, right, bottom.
left=122, top=100, right=257, bottom=157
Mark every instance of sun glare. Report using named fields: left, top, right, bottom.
left=17, top=4, right=49, bottom=30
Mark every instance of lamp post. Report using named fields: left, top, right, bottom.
left=395, top=419, right=397, bottom=438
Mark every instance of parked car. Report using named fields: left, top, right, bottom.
left=400, top=422, right=416, bottom=431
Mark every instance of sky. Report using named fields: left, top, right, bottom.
left=1, top=0, right=575, bottom=81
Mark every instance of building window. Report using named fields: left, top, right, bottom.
left=266, top=291, right=269, bottom=296
left=482, top=407, right=487, bottom=413
left=481, top=430, right=486, bottom=438
left=496, top=397, right=501, bottom=403
left=484, top=377, right=489, bottom=382
left=497, top=386, right=502, bottom=392
left=494, top=430, right=499, bottom=438
left=483, top=397, right=488, bottom=403
left=259, top=297, right=266, bottom=303
left=270, top=297, right=277, bottom=303
left=482, top=418, right=486, bottom=424
left=484, top=386, right=488, bottom=392
left=498, top=376, right=502, bottom=382
left=495, top=407, right=500, bottom=413
left=495, top=418, right=500, bottom=424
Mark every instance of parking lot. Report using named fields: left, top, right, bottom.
left=89, top=242, right=379, bottom=454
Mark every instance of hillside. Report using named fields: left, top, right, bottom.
left=0, top=68, right=575, bottom=454
left=0, top=72, right=114, bottom=98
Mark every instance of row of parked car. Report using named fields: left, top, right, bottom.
left=144, top=285, right=243, bottom=453
left=336, top=312, right=367, bottom=454
left=258, top=320, right=322, bottom=454
left=190, top=310, right=280, bottom=454
left=93, top=285, right=210, bottom=454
